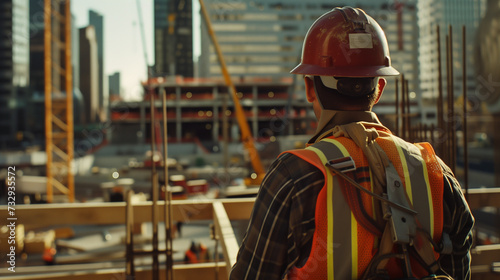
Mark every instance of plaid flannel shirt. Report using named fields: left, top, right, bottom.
left=229, top=125, right=474, bottom=280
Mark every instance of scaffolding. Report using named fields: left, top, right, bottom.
left=44, top=0, right=74, bottom=203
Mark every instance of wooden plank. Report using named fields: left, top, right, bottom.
left=472, top=244, right=500, bottom=266
left=470, top=244, right=500, bottom=279
left=0, top=198, right=254, bottom=230
left=0, top=200, right=214, bottom=229
left=221, top=197, right=255, bottom=220
left=1, top=263, right=227, bottom=280
left=466, top=188, right=500, bottom=210
left=213, top=201, right=240, bottom=272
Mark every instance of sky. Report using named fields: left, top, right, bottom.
left=72, top=0, right=155, bottom=101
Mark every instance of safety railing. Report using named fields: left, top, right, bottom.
left=0, top=189, right=498, bottom=279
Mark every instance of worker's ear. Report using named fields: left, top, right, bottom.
left=305, top=76, right=317, bottom=103
left=374, top=77, right=387, bottom=104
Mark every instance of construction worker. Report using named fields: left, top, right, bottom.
left=230, top=7, right=474, bottom=280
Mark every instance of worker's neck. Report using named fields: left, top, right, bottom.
left=309, top=110, right=381, bottom=144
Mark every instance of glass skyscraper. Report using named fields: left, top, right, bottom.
left=154, top=0, right=194, bottom=78
left=0, top=0, right=29, bottom=148
left=198, top=0, right=420, bottom=125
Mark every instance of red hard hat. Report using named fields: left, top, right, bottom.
left=291, top=6, right=399, bottom=77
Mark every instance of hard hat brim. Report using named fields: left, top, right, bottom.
left=290, top=63, right=400, bottom=77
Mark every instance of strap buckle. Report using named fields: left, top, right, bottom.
left=327, top=156, right=356, bottom=173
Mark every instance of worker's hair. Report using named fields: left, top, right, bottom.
left=313, top=76, right=379, bottom=111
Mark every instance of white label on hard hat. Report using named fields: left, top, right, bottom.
left=349, top=34, right=373, bottom=49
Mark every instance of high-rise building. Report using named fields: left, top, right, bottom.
left=0, top=0, right=29, bottom=148
left=79, top=25, right=99, bottom=124
left=198, top=1, right=420, bottom=126
left=154, top=0, right=194, bottom=77
left=29, top=0, right=48, bottom=94
left=72, top=13, right=80, bottom=90
left=89, top=9, right=107, bottom=121
left=108, top=72, right=121, bottom=98
left=418, top=0, right=485, bottom=114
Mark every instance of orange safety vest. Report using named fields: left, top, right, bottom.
left=286, top=128, right=444, bottom=279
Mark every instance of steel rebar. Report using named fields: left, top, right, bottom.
left=447, top=26, right=456, bottom=174
left=395, top=78, right=399, bottom=136
left=162, top=89, right=174, bottom=280
left=126, top=190, right=135, bottom=279
left=401, top=74, right=407, bottom=140
left=150, top=94, right=160, bottom=280
left=437, top=26, right=444, bottom=160
left=462, top=25, right=469, bottom=198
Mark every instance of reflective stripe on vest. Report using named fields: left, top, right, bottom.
left=286, top=133, right=443, bottom=280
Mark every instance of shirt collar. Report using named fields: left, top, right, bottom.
left=308, top=110, right=384, bottom=145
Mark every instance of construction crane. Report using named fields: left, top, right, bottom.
left=44, top=0, right=74, bottom=203
left=198, top=0, right=266, bottom=186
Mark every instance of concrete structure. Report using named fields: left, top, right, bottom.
left=417, top=0, right=486, bottom=122
left=109, top=76, right=308, bottom=145
left=0, top=0, right=29, bottom=148
left=108, top=72, right=121, bottom=98
left=79, top=25, right=99, bottom=124
left=29, top=0, right=48, bottom=93
left=154, top=0, right=194, bottom=78
left=89, top=10, right=107, bottom=121
left=72, top=13, right=80, bottom=90
left=198, top=1, right=420, bottom=127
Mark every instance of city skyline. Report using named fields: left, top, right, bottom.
left=71, top=0, right=154, bottom=101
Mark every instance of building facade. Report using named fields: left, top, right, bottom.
left=154, top=0, right=194, bottom=77
left=89, top=10, right=107, bottom=121
left=417, top=0, right=486, bottom=121
left=198, top=1, right=420, bottom=130
left=108, top=72, right=121, bottom=99
left=110, top=76, right=307, bottom=144
left=79, top=25, right=99, bottom=124
left=0, top=0, right=29, bottom=148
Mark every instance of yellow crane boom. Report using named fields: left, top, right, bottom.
left=198, top=0, right=266, bottom=186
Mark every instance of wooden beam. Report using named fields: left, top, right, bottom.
left=472, top=244, right=500, bottom=266
left=2, top=263, right=227, bottom=280
left=0, top=198, right=254, bottom=230
left=466, top=188, right=500, bottom=210
left=0, top=200, right=213, bottom=229
left=221, top=197, right=255, bottom=220
left=470, top=244, right=500, bottom=280
left=213, top=201, right=240, bottom=272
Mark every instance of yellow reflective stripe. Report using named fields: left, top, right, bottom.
left=317, top=138, right=359, bottom=279
left=351, top=213, right=358, bottom=279
left=323, top=138, right=350, bottom=156
left=391, top=136, right=413, bottom=204
left=419, top=152, right=435, bottom=238
left=307, top=146, right=335, bottom=280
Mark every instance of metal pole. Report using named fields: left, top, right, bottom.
left=64, top=0, right=74, bottom=202
left=44, top=0, right=53, bottom=203
left=431, top=123, right=436, bottom=145
left=395, top=78, right=399, bottom=136
left=162, top=89, right=174, bottom=280
left=222, top=92, right=229, bottom=190
left=401, top=74, right=406, bottom=141
left=448, top=26, right=456, bottom=174
left=436, top=25, right=444, bottom=160
left=126, top=190, right=135, bottom=279
left=150, top=94, right=159, bottom=280
left=405, top=79, right=410, bottom=142
left=462, top=25, right=469, bottom=198
left=445, top=34, right=451, bottom=167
